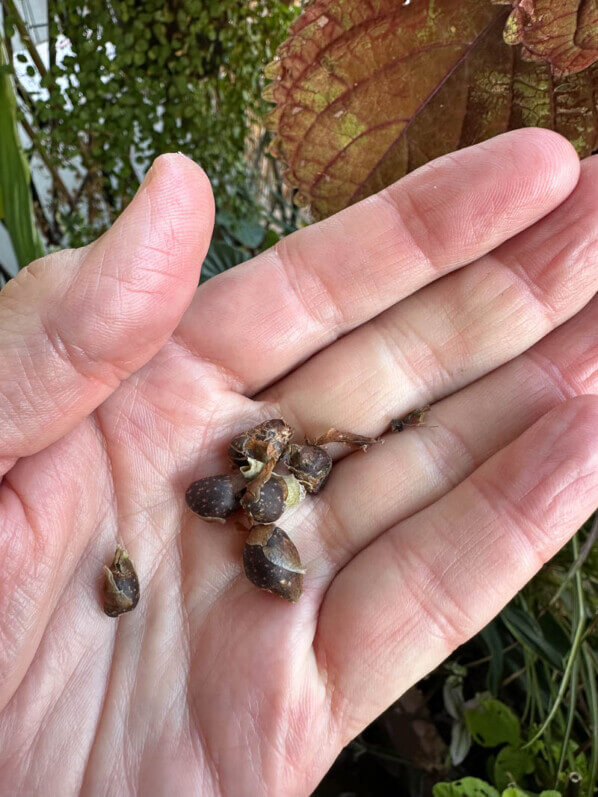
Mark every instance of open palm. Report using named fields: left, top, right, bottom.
left=0, top=130, right=596, bottom=797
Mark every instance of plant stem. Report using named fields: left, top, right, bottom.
left=582, top=644, right=598, bottom=797
left=349, top=738, right=414, bottom=768
left=18, top=113, right=77, bottom=209
left=555, top=537, right=585, bottom=785
left=550, top=518, right=597, bottom=608
left=500, top=667, right=526, bottom=688
left=467, top=641, right=520, bottom=669
left=526, top=538, right=586, bottom=748
left=555, top=655, right=580, bottom=784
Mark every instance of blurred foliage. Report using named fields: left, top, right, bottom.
left=315, top=515, right=598, bottom=797
left=2, top=0, right=301, bottom=249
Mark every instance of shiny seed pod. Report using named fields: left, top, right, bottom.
left=185, top=473, right=246, bottom=523
left=241, top=474, right=306, bottom=524
left=285, top=443, right=333, bottom=494
left=243, top=524, right=305, bottom=602
left=103, top=545, right=140, bottom=617
left=228, top=418, right=293, bottom=468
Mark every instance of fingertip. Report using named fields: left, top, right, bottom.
left=136, top=152, right=215, bottom=260
left=482, top=128, right=581, bottom=208
left=55, top=153, right=216, bottom=375
left=101, top=151, right=215, bottom=301
left=149, top=152, right=215, bottom=218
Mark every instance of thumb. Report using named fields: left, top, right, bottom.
left=0, top=153, right=214, bottom=470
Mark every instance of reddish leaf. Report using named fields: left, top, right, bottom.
left=499, top=0, right=598, bottom=75
left=266, top=0, right=598, bottom=219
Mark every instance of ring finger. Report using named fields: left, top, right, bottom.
left=290, top=295, right=597, bottom=585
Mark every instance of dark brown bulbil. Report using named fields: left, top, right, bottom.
left=184, top=416, right=402, bottom=603
left=228, top=418, right=293, bottom=467
left=185, top=473, right=246, bottom=522
left=241, top=474, right=287, bottom=524
left=103, top=545, right=140, bottom=617
left=229, top=418, right=294, bottom=501
left=243, top=524, right=305, bottom=602
left=284, top=443, right=332, bottom=494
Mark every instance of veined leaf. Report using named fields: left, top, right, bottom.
left=498, top=0, right=598, bottom=75
left=266, top=0, right=598, bottom=219
left=0, top=42, right=44, bottom=267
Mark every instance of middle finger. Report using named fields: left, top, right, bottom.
left=262, top=156, right=598, bottom=441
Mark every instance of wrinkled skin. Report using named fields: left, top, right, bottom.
left=0, top=129, right=596, bottom=796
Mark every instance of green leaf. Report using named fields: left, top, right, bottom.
left=0, top=43, right=44, bottom=267
left=465, top=696, right=521, bottom=748
left=217, top=212, right=265, bottom=249
left=480, top=621, right=505, bottom=696
left=261, top=228, right=280, bottom=249
left=266, top=0, right=598, bottom=219
left=494, top=745, right=536, bottom=792
left=537, top=613, right=572, bottom=661
left=500, top=789, right=527, bottom=797
left=200, top=240, right=246, bottom=284
left=501, top=605, right=565, bottom=668
left=433, top=777, right=500, bottom=797
left=538, top=792, right=562, bottom=797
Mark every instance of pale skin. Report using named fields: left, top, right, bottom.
left=0, top=129, right=596, bottom=796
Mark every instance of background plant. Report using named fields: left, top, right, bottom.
left=1, top=0, right=301, bottom=259
left=266, top=0, right=598, bottom=219
left=313, top=515, right=598, bottom=797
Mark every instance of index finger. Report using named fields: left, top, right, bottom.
left=175, top=129, right=579, bottom=394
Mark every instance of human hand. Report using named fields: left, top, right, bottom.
left=0, top=129, right=596, bottom=796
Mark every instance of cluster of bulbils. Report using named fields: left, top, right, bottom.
left=101, top=408, right=430, bottom=615
left=184, top=418, right=383, bottom=602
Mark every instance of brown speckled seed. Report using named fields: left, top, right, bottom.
left=241, top=474, right=287, bottom=524
left=185, top=473, right=246, bottom=522
left=243, top=524, right=304, bottom=602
